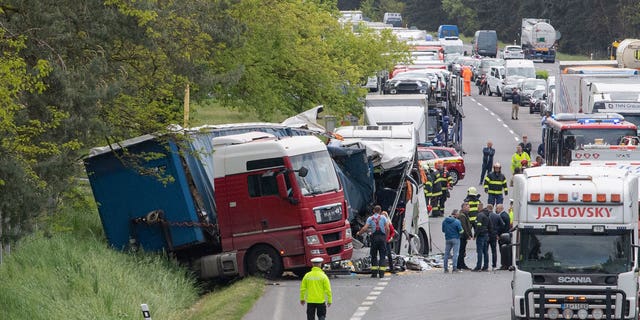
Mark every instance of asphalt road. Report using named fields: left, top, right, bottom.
left=243, top=61, right=560, bottom=320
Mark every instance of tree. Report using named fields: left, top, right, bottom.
left=0, top=25, right=54, bottom=262
left=0, top=0, right=243, bottom=250
left=214, top=0, right=406, bottom=119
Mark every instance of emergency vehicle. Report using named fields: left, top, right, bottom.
left=543, top=113, right=637, bottom=166
left=84, top=131, right=353, bottom=279
left=510, top=166, right=639, bottom=320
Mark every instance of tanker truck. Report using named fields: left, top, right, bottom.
left=521, top=18, right=557, bottom=63
left=616, top=38, right=640, bottom=69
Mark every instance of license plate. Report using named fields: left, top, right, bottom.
left=331, top=255, right=341, bottom=262
left=564, top=303, right=589, bottom=310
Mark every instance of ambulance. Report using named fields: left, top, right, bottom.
left=510, top=166, right=639, bottom=320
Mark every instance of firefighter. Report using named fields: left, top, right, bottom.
left=356, top=205, right=390, bottom=278
left=300, top=257, right=332, bottom=320
left=432, top=159, right=451, bottom=217
left=420, top=163, right=433, bottom=212
left=463, top=186, right=482, bottom=231
left=483, top=162, right=508, bottom=206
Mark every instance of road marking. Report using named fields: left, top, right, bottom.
left=471, top=98, right=476, bottom=102
left=503, top=123, right=508, bottom=128
left=350, top=276, right=391, bottom=320
left=490, top=112, right=495, bottom=116
left=509, top=130, right=515, bottom=135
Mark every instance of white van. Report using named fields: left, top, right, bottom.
left=493, top=59, right=536, bottom=100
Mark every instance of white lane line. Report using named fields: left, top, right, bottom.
left=350, top=277, right=391, bottom=320
left=497, top=118, right=503, bottom=122
left=509, top=130, right=515, bottom=135
left=471, top=98, right=476, bottom=102
left=490, top=112, right=495, bottom=116
left=503, top=123, right=508, bottom=128
left=477, top=102, right=482, bottom=106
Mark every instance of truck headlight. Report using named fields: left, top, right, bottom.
left=345, top=228, right=352, bottom=239
left=562, top=309, right=573, bottom=319
left=547, top=308, right=559, bottom=319
left=306, top=235, right=320, bottom=245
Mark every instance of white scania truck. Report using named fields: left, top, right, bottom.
left=511, top=166, right=639, bottom=320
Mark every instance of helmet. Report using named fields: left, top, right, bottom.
left=493, top=162, right=501, bottom=169
left=467, top=186, right=478, bottom=196
left=435, top=159, right=444, bottom=168
left=521, top=159, right=529, bottom=166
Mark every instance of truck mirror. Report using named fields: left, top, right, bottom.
left=297, top=166, right=309, bottom=178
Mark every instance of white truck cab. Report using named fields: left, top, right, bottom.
left=510, top=166, right=639, bottom=320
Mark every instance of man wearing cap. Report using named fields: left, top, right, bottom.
left=511, top=88, right=521, bottom=120
left=483, top=162, right=508, bottom=206
left=300, top=257, right=332, bottom=320
left=356, top=205, right=390, bottom=278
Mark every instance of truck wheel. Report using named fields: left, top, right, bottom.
left=418, top=230, right=430, bottom=255
left=448, top=169, right=459, bottom=185
left=247, top=245, right=283, bottom=279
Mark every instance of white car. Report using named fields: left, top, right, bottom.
left=503, top=45, right=525, bottom=59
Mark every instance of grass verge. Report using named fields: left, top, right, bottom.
left=184, top=277, right=265, bottom=320
left=0, top=185, right=265, bottom=320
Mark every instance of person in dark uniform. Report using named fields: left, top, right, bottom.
left=457, top=202, right=474, bottom=270
left=473, top=204, right=492, bottom=271
left=483, top=162, right=508, bottom=206
left=463, top=186, right=482, bottom=232
left=432, top=159, right=452, bottom=217
left=356, top=205, right=390, bottom=278
left=480, top=140, right=495, bottom=185
left=497, top=203, right=513, bottom=270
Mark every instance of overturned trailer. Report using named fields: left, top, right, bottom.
left=333, top=125, right=431, bottom=256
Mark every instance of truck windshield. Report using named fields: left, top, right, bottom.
left=562, top=128, right=638, bottom=150
left=290, top=151, right=340, bottom=196
left=519, top=229, right=632, bottom=274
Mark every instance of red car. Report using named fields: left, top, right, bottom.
left=417, top=146, right=466, bottom=185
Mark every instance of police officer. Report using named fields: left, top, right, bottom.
left=356, top=205, right=390, bottom=278
left=300, top=257, right=332, bottom=320
left=483, top=162, right=508, bottom=206
left=463, top=186, right=482, bottom=231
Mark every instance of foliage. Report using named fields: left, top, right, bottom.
left=214, top=0, right=406, bottom=120
left=184, top=277, right=265, bottom=320
left=341, top=0, right=640, bottom=55
left=536, top=70, right=549, bottom=80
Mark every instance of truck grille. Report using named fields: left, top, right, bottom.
left=524, top=287, right=627, bottom=319
left=322, top=232, right=340, bottom=243
left=326, top=245, right=342, bottom=256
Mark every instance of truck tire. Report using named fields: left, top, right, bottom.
left=247, top=245, right=284, bottom=279
left=418, top=230, right=430, bottom=255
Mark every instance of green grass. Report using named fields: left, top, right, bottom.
left=184, top=277, right=265, bottom=320
left=555, top=51, right=590, bottom=61
left=189, top=99, right=288, bottom=126
left=0, top=185, right=264, bottom=320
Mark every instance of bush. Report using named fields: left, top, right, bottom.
left=536, top=70, right=549, bottom=80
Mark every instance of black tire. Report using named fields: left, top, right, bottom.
left=529, top=107, right=533, bottom=114
left=497, top=87, right=502, bottom=97
left=418, top=230, right=430, bottom=255
left=502, top=94, right=507, bottom=102
left=247, top=245, right=283, bottom=279
left=488, top=86, right=493, bottom=96
left=448, top=169, right=459, bottom=185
